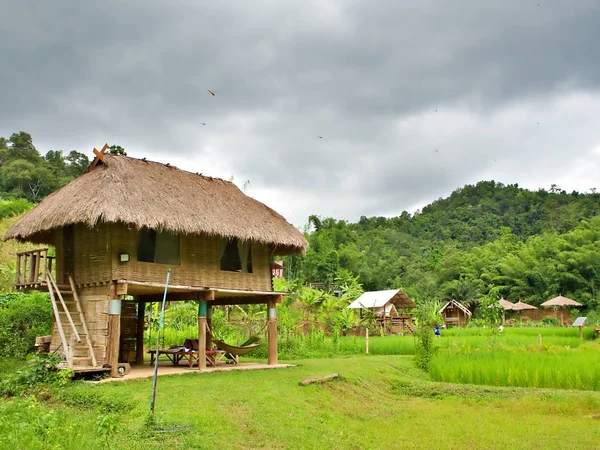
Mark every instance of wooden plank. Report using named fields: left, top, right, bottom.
left=15, top=254, right=21, bottom=285
left=69, top=276, right=97, bottom=367
left=41, top=250, right=47, bottom=282
left=23, top=254, right=28, bottom=284
left=33, top=251, right=41, bottom=283
left=299, top=373, right=340, bottom=386
left=47, top=276, right=71, bottom=368
left=16, top=248, right=49, bottom=256
left=89, top=143, right=109, bottom=172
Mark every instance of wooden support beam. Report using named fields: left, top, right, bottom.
left=198, top=301, right=208, bottom=371
left=267, top=297, right=278, bottom=366
left=116, top=282, right=128, bottom=296
left=136, top=301, right=145, bottom=365
left=137, top=292, right=202, bottom=303
left=107, top=300, right=121, bottom=377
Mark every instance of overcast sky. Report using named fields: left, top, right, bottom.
left=2, top=1, right=600, bottom=227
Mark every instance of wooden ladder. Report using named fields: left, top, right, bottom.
left=46, top=274, right=97, bottom=368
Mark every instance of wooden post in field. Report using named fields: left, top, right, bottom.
left=579, top=326, right=583, bottom=340
left=538, top=333, right=542, bottom=345
left=366, top=327, right=369, bottom=354
left=267, top=297, right=278, bottom=365
left=108, top=299, right=122, bottom=377
left=136, top=301, right=145, bottom=365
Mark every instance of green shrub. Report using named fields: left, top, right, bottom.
left=542, top=316, right=560, bottom=326
left=0, top=291, right=53, bottom=358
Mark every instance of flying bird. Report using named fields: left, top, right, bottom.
left=208, top=89, right=216, bottom=96
left=317, top=136, right=323, bottom=139
left=201, top=123, right=206, bottom=126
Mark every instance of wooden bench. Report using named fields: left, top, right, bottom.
left=148, top=348, right=224, bottom=368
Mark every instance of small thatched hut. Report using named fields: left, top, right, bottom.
left=4, top=153, right=307, bottom=376
left=439, top=299, right=471, bottom=327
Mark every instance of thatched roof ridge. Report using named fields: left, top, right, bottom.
left=3, top=155, right=307, bottom=254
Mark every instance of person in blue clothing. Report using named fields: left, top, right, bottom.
left=434, top=325, right=441, bottom=337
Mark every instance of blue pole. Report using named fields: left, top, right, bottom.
left=150, top=268, right=171, bottom=415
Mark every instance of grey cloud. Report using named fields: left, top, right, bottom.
left=2, top=0, right=600, bottom=226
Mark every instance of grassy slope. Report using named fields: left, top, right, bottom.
left=2, top=356, right=600, bottom=449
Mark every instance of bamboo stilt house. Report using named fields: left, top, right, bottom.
left=347, top=289, right=416, bottom=334
left=4, top=150, right=307, bottom=376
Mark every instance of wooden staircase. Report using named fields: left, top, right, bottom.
left=47, top=274, right=98, bottom=370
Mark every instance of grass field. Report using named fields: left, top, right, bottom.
left=1, top=355, right=600, bottom=449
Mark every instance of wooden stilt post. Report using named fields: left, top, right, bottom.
left=108, top=299, right=122, bottom=377
left=366, top=327, right=369, bottom=354
left=267, top=298, right=278, bottom=366
left=198, top=301, right=208, bottom=371
left=136, top=301, right=145, bottom=365
left=206, top=304, right=213, bottom=351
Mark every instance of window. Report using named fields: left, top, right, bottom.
left=137, top=229, right=180, bottom=264
left=219, top=238, right=253, bottom=273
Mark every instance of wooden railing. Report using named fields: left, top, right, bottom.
left=15, top=248, right=55, bottom=287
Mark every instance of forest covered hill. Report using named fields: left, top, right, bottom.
left=287, top=181, right=600, bottom=310
left=2, top=131, right=600, bottom=312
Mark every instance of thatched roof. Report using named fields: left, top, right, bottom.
left=541, top=295, right=582, bottom=308
left=512, top=300, right=537, bottom=311
left=492, top=298, right=515, bottom=311
left=3, top=155, right=307, bottom=255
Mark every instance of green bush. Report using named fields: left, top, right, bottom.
left=542, top=316, right=560, bottom=326
left=0, top=291, right=53, bottom=358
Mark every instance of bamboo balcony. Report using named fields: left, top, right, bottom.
left=14, top=248, right=56, bottom=290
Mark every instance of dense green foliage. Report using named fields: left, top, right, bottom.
left=0, top=131, right=91, bottom=202
left=0, top=292, right=53, bottom=358
left=288, top=181, right=600, bottom=311
left=0, top=131, right=128, bottom=203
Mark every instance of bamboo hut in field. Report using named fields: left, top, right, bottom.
left=347, top=289, right=416, bottom=333
left=439, top=299, right=471, bottom=327
left=4, top=150, right=307, bottom=376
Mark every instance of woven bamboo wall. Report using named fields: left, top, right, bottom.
left=74, top=224, right=111, bottom=285
left=110, top=224, right=272, bottom=291
left=54, top=224, right=111, bottom=285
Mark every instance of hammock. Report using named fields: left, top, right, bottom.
left=212, top=336, right=261, bottom=357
